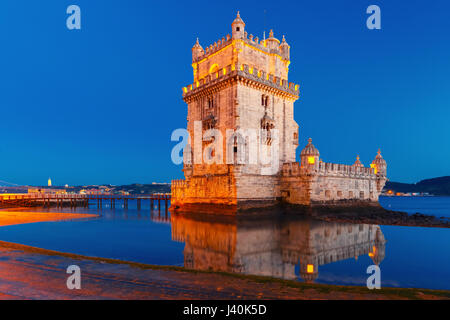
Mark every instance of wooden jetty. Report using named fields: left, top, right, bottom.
left=0, top=194, right=171, bottom=211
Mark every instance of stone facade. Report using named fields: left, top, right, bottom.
left=171, top=13, right=387, bottom=212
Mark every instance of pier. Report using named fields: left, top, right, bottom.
left=0, top=194, right=171, bottom=212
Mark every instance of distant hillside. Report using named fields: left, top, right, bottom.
left=73, top=183, right=172, bottom=194
left=24, top=183, right=172, bottom=195
left=384, top=176, right=450, bottom=196
left=113, top=183, right=171, bottom=194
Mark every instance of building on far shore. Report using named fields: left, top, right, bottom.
left=28, top=187, right=66, bottom=195
left=171, top=13, right=387, bottom=212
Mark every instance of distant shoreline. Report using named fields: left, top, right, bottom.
left=384, top=176, right=450, bottom=196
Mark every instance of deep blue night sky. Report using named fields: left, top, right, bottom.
left=0, top=0, right=449, bottom=186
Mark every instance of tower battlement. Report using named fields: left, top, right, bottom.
left=191, top=13, right=291, bottom=83
left=183, top=62, right=299, bottom=100
left=193, top=33, right=289, bottom=64
left=282, top=162, right=376, bottom=178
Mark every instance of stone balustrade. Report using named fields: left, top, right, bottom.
left=282, top=161, right=376, bottom=178
left=193, top=33, right=286, bottom=63
left=183, top=63, right=299, bottom=98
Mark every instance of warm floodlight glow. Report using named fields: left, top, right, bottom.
left=370, top=163, right=378, bottom=174
left=209, top=64, right=219, bottom=74
left=368, top=246, right=377, bottom=257
left=308, top=156, right=315, bottom=164
left=307, top=264, right=314, bottom=273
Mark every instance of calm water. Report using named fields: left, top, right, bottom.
left=0, top=196, right=449, bottom=290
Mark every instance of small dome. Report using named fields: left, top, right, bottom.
left=301, top=138, right=320, bottom=156
left=353, top=155, right=364, bottom=167
left=232, top=11, right=245, bottom=26
left=372, top=149, right=386, bottom=166
left=192, top=38, right=203, bottom=50
left=280, top=35, right=289, bottom=47
left=266, top=29, right=280, bottom=44
left=300, top=272, right=318, bottom=284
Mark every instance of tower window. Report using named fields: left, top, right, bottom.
left=207, top=97, right=214, bottom=109
left=261, top=95, right=269, bottom=107
left=236, top=27, right=240, bottom=31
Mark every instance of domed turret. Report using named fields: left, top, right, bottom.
left=231, top=11, right=245, bottom=39
left=192, top=38, right=204, bottom=62
left=371, top=149, right=387, bottom=176
left=300, top=138, right=320, bottom=168
left=265, top=29, right=280, bottom=52
left=279, top=35, right=290, bottom=60
left=352, top=155, right=364, bottom=168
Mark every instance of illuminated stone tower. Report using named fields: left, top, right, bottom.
left=172, top=12, right=300, bottom=211
left=48, top=177, right=52, bottom=187
left=171, top=13, right=387, bottom=212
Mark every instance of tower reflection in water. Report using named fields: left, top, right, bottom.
left=171, top=213, right=386, bottom=283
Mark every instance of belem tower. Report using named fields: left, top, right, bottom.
left=171, top=13, right=387, bottom=212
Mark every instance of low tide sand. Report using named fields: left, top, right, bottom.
left=0, top=208, right=98, bottom=227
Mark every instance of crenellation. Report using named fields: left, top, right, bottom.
left=183, top=62, right=300, bottom=99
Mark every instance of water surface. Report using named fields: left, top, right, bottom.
left=0, top=196, right=448, bottom=290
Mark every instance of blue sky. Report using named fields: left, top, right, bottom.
left=0, top=0, right=449, bottom=186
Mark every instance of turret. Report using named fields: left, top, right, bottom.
left=231, top=11, right=245, bottom=39
left=300, top=138, right=320, bottom=170
left=192, top=38, right=204, bottom=62
left=352, top=155, right=364, bottom=168
left=371, top=149, right=387, bottom=194
left=371, top=149, right=387, bottom=177
left=279, top=35, right=290, bottom=60
left=265, top=30, right=280, bottom=52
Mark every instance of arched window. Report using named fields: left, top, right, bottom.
left=261, top=114, right=275, bottom=146
left=209, top=64, right=219, bottom=74
left=261, top=94, right=269, bottom=107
